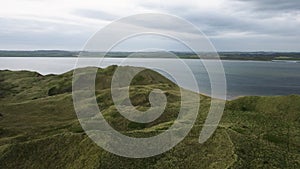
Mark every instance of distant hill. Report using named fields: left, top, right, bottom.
left=0, top=50, right=300, bottom=61
left=0, top=66, right=299, bottom=168
left=0, top=50, right=78, bottom=57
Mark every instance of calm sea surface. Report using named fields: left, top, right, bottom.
left=1, top=57, right=300, bottom=100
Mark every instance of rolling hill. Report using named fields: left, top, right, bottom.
left=0, top=66, right=299, bottom=168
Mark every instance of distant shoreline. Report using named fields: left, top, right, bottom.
left=0, top=51, right=300, bottom=61
left=1, top=56, right=300, bottom=62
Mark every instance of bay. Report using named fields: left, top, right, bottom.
left=1, top=57, right=299, bottom=100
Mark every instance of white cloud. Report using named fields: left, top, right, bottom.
left=0, top=0, right=299, bottom=51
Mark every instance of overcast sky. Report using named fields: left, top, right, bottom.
left=0, top=0, right=299, bottom=51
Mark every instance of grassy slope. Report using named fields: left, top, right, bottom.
left=0, top=66, right=299, bottom=169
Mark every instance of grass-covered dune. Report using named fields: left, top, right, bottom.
left=0, top=66, right=299, bottom=169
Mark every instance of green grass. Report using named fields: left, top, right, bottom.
left=0, top=66, right=299, bottom=168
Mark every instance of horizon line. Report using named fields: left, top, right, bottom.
left=0, top=50, right=300, bottom=53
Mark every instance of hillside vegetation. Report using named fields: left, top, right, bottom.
left=0, top=66, right=299, bottom=169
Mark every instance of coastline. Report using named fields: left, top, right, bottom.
left=1, top=68, right=299, bottom=102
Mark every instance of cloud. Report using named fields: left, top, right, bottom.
left=73, top=9, right=118, bottom=21
left=141, top=2, right=300, bottom=41
left=235, top=0, right=300, bottom=12
left=0, top=0, right=299, bottom=51
left=0, top=17, right=93, bottom=50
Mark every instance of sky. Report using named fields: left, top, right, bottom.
left=0, top=0, right=299, bottom=51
